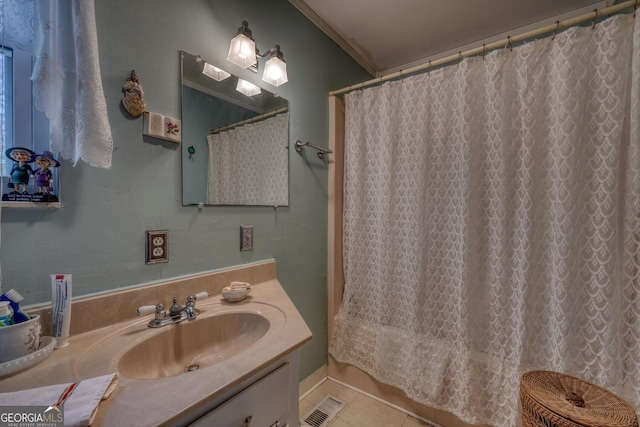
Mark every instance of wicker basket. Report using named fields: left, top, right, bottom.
left=520, top=371, right=638, bottom=427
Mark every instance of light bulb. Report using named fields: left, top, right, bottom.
left=262, top=56, right=288, bottom=87
left=266, top=65, right=282, bottom=80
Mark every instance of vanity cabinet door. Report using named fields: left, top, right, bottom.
left=190, top=362, right=291, bottom=427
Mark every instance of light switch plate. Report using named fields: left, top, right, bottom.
left=146, top=230, right=168, bottom=264
left=240, top=226, right=254, bottom=251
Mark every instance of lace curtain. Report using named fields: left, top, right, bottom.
left=32, top=0, right=113, bottom=168
left=2, top=0, right=113, bottom=168
left=207, top=112, right=288, bottom=205
left=0, top=0, right=33, bottom=51
left=330, top=14, right=640, bottom=427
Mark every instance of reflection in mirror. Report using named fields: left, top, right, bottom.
left=181, top=51, right=289, bottom=206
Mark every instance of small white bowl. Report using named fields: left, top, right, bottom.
left=0, top=315, right=42, bottom=363
left=0, top=336, right=56, bottom=379
left=222, top=283, right=253, bottom=302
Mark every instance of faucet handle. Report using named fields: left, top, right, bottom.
left=135, top=305, right=156, bottom=316
left=194, top=291, right=209, bottom=301
left=185, top=295, right=198, bottom=321
left=185, top=292, right=208, bottom=307
left=186, top=295, right=196, bottom=307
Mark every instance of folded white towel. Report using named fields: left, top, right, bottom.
left=0, top=373, right=117, bottom=427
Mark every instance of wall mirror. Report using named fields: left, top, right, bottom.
left=181, top=51, right=289, bottom=206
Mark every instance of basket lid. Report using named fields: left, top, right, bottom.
left=521, top=371, right=638, bottom=427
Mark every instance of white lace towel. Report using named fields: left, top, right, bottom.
left=0, top=373, right=117, bottom=426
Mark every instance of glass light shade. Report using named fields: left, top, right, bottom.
left=262, top=56, right=288, bottom=86
left=202, top=63, right=231, bottom=81
left=227, top=34, right=257, bottom=69
left=236, top=79, right=261, bottom=97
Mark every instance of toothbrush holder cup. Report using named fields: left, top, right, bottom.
left=0, top=315, right=42, bottom=363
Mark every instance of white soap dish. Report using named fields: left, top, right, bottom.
left=222, top=282, right=252, bottom=302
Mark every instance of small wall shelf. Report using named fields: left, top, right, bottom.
left=2, top=201, right=62, bottom=209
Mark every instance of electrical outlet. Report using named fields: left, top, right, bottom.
left=146, top=230, right=168, bottom=264
left=240, top=226, right=254, bottom=251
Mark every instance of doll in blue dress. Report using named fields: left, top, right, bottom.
left=5, top=147, right=36, bottom=195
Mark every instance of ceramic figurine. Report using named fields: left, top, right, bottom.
left=121, top=69, right=146, bottom=118
left=33, top=150, right=60, bottom=201
left=5, top=147, right=36, bottom=195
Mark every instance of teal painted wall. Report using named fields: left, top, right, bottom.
left=0, top=0, right=369, bottom=380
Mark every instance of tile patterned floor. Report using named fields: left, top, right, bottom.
left=299, top=379, right=431, bottom=427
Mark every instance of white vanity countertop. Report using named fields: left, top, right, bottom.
left=0, top=279, right=312, bottom=426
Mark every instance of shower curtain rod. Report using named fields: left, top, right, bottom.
left=209, top=106, right=288, bottom=134
left=329, top=0, right=639, bottom=97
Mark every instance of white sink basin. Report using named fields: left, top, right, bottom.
left=73, top=303, right=283, bottom=381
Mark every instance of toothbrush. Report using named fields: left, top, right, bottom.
left=0, top=289, right=29, bottom=323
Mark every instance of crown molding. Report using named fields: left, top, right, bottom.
left=289, top=0, right=378, bottom=77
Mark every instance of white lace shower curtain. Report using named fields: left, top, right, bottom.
left=207, top=112, right=288, bottom=205
left=330, top=14, right=640, bottom=427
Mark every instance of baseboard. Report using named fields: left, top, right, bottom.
left=299, top=364, right=328, bottom=399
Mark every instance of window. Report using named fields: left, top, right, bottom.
left=0, top=39, right=56, bottom=203
left=0, top=47, right=13, bottom=176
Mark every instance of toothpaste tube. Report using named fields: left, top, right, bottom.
left=51, top=274, right=72, bottom=348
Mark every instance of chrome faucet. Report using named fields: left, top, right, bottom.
left=135, top=292, right=208, bottom=328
